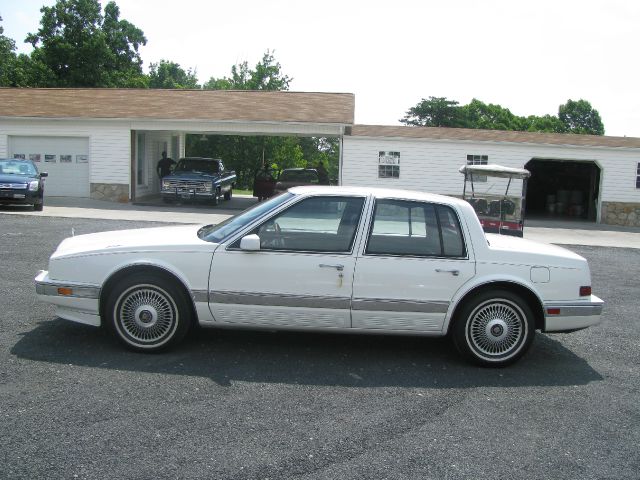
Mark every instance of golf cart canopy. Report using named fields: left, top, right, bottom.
left=459, top=164, right=531, bottom=179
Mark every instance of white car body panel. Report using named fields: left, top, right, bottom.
left=35, top=186, right=603, bottom=341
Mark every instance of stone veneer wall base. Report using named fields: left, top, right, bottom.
left=90, top=183, right=129, bottom=203
left=601, top=202, right=640, bottom=227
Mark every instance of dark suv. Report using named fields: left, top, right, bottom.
left=0, top=159, right=47, bottom=211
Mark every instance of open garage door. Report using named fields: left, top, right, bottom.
left=8, top=136, right=90, bottom=197
left=525, top=159, right=601, bottom=221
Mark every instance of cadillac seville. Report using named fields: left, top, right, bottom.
left=35, top=186, right=603, bottom=366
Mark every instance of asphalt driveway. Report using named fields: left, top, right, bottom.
left=1, top=214, right=638, bottom=479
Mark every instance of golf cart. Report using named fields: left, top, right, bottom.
left=459, top=164, right=531, bottom=237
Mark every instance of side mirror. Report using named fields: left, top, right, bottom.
left=240, top=234, right=261, bottom=251
left=40, top=172, right=48, bottom=177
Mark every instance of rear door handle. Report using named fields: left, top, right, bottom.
left=436, top=268, right=460, bottom=276
left=319, top=264, right=344, bottom=271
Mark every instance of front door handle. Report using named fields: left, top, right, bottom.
left=436, top=268, right=460, bottom=276
left=319, top=264, right=344, bottom=271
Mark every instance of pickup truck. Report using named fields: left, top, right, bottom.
left=161, top=157, right=236, bottom=205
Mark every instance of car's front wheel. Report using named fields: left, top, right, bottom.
left=104, top=273, right=192, bottom=352
left=452, top=290, right=535, bottom=367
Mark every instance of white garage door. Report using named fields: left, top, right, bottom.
left=9, top=136, right=90, bottom=197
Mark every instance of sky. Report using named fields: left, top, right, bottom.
left=2, top=0, right=639, bottom=137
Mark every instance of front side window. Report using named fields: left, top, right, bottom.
left=252, top=196, right=365, bottom=253
left=366, top=199, right=465, bottom=257
left=199, top=192, right=294, bottom=243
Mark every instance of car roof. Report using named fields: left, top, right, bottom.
left=288, top=185, right=468, bottom=206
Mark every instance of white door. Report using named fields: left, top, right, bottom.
left=209, top=195, right=366, bottom=328
left=8, top=136, right=90, bottom=197
left=352, top=199, right=475, bottom=332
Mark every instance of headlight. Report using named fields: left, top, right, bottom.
left=162, top=180, right=170, bottom=189
left=28, top=180, right=40, bottom=191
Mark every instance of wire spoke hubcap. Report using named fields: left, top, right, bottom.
left=468, top=300, right=525, bottom=358
left=116, top=286, right=177, bottom=345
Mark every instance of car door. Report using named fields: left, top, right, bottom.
left=208, top=195, right=366, bottom=328
left=352, top=198, right=474, bottom=332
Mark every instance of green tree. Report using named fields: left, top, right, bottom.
left=558, top=99, right=604, bottom=135
left=148, top=60, right=199, bottom=89
left=461, top=99, right=526, bottom=131
left=203, top=50, right=292, bottom=90
left=0, top=16, right=17, bottom=86
left=25, top=0, right=147, bottom=87
left=400, top=96, right=467, bottom=127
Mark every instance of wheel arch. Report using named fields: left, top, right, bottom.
left=99, top=263, right=197, bottom=324
left=445, top=280, right=545, bottom=333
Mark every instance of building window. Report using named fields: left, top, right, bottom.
left=467, top=154, right=488, bottom=182
left=467, top=154, right=488, bottom=165
left=379, top=151, right=400, bottom=178
left=637, top=163, right=640, bottom=189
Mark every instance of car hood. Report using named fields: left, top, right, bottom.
left=51, top=225, right=217, bottom=258
left=0, top=173, right=35, bottom=184
left=484, top=233, right=585, bottom=267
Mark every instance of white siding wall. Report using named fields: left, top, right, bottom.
left=342, top=136, right=640, bottom=204
left=0, top=119, right=131, bottom=187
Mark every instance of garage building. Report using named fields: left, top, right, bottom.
left=1, top=88, right=639, bottom=227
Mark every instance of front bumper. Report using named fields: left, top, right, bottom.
left=543, top=295, right=604, bottom=332
left=35, top=270, right=101, bottom=327
left=161, top=188, right=215, bottom=202
left=0, top=189, right=40, bottom=205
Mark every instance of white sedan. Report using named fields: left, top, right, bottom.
left=35, top=186, right=603, bottom=366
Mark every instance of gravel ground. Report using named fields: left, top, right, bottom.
left=1, top=215, right=638, bottom=480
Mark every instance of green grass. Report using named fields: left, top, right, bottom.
left=234, top=188, right=253, bottom=196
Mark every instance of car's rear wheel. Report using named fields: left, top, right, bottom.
left=105, top=273, right=192, bottom=352
left=452, top=290, right=535, bottom=367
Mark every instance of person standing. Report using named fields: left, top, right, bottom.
left=156, top=151, right=175, bottom=185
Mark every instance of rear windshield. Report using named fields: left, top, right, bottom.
left=175, top=159, right=220, bottom=174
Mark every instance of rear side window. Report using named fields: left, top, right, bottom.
left=366, top=199, right=466, bottom=257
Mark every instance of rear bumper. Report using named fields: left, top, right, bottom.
left=543, top=295, right=604, bottom=332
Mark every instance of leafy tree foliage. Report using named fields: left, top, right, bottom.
left=401, top=96, right=605, bottom=135
left=25, top=0, right=147, bottom=87
left=401, top=97, right=467, bottom=127
left=558, top=99, right=604, bottom=135
left=148, top=60, right=199, bottom=89
left=203, top=51, right=291, bottom=90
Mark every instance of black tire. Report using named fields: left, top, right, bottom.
left=104, top=273, right=192, bottom=352
left=224, top=188, right=232, bottom=201
left=33, top=201, right=44, bottom=211
left=452, top=290, right=535, bottom=367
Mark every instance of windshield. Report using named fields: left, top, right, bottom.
left=175, top=159, right=220, bottom=175
left=0, top=159, right=38, bottom=176
left=198, top=192, right=294, bottom=243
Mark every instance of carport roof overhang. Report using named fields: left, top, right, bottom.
left=0, top=88, right=355, bottom=136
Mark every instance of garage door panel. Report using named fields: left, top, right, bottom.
left=9, top=136, right=90, bottom=197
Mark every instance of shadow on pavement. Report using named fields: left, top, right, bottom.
left=13, top=318, right=603, bottom=389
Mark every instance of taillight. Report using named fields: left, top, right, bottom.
left=580, top=286, right=592, bottom=297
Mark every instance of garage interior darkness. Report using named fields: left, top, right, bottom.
left=525, top=159, right=601, bottom=221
